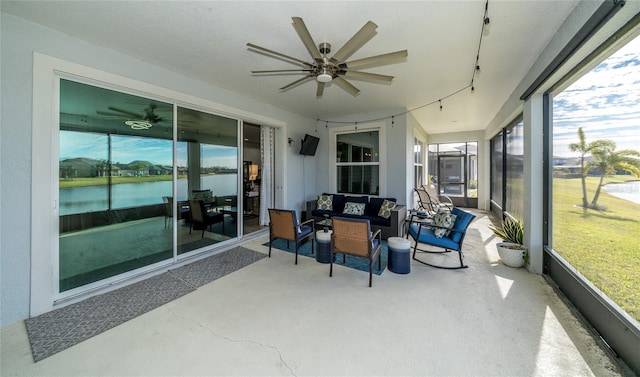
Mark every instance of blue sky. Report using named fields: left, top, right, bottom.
left=60, top=132, right=238, bottom=168
left=553, top=34, right=640, bottom=157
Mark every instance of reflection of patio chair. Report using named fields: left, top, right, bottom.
left=163, top=196, right=191, bottom=228
left=407, top=207, right=475, bottom=269
left=268, top=209, right=315, bottom=265
left=188, top=200, right=225, bottom=238
left=423, top=184, right=454, bottom=211
left=330, top=217, right=382, bottom=287
left=162, top=196, right=172, bottom=229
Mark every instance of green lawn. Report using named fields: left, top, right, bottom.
left=552, top=175, right=639, bottom=322
left=59, top=175, right=186, bottom=188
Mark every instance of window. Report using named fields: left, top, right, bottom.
left=413, top=137, right=424, bottom=188
left=505, top=117, right=524, bottom=219
left=550, top=34, right=640, bottom=323
left=489, top=116, right=523, bottom=220
left=490, top=132, right=503, bottom=215
left=335, top=130, right=380, bottom=195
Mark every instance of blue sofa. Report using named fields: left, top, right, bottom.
left=306, top=194, right=407, bottom=240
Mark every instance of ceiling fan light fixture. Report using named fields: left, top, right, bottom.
left=317, top=72, right=332, bottom=83
left=125, top=120, right=153, bottom=130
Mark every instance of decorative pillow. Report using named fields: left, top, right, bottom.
left=377, top=199, right=397, bottom=219
left=433, top=210, right=457, bottom=238
left=317, top=194, right=333, bottom=211
left=343, top=202, right=366, bottom=216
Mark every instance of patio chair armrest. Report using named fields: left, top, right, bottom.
left=447, top=226, right=467, bottom=235
left=299, top=218, right=315, bottom=228
left=440, top=196, right=454, bottom=209
left=371, top=229, right=382, bottom=242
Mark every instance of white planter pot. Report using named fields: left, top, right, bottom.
left=496, top=242, right=527, bottom=268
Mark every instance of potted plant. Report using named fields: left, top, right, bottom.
left=490, top=216, right=528, bottom=268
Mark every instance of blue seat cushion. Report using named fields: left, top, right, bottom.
left=297, top=225, right=313, bottom=240
left=409, top=223, right=460, bottom=251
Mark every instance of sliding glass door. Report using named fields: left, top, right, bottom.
left=59, top=79, right=174, bottom=292
left=176, top=107, right=239, bottom=253
left=58, top=79, right=240, bottom=293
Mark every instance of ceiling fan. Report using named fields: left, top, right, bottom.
left=96, top=104, right=166, bottom=130
left=247, top=17, right=408, bottom=97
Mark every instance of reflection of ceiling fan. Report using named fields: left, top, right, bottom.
left=96, top=104, right=165, bottom=129
left=247, top=17, right=408, bottom=97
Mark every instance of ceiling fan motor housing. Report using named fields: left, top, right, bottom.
left=319, top=42, right=331, bottom=55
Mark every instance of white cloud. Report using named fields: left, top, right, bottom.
left=553, top=35, right=640, bottom=156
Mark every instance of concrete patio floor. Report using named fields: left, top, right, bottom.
left=0, top=210, right=621, bottom=376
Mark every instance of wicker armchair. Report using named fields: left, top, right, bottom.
left=330, top=217, right=382, bottom=287
left=268, top=209, right=315, bottom=265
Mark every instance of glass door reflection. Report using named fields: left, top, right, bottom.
left=176, top=107, right=239, bottom=254
left=59, top=79, right=174, bottom=292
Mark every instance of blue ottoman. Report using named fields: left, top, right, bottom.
left=388, top=237, right=411, bottom=274
left=315, top=230, right=333, bottom=263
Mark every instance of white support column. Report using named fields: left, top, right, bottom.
left=523, top=94, right=544, bottom=274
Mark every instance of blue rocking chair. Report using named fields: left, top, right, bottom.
left=407, top=207, right=476, bottom=269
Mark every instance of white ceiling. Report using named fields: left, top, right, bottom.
left=3, top=1, right=580, bottom=134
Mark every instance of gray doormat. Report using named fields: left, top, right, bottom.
left=25, top=247, right=266, bottom=362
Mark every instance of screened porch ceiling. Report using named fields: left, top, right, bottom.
left=5, top=1, right=582, bottom=134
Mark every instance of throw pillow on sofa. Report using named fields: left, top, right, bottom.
left=317, top=194, right=333, bottom=210
left=433, top=209, right=457, bottom=238
left=343, top=202, right=366, bottom=216
left=378, top=199, right=397, bottom=219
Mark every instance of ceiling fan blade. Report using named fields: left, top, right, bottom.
left=344, top=50, right=408, bottom=70
left=330, top=21, right=378, bottom=63
left=247, top=43, right=311, bottom=68
left=280, top=75, right=315, bottom=92
left=108, top=106, right=142, bottom=119
left=316, top=82, right=325, bottom=97
left=343, top=71, right=394, bottom=83
left=96, top=111, right=125, bottom=117
left=333, top=77, right=360, bottom=96
left=251, top=69, right=313, bottom=74
left=291, top=17, right=322, bottom=62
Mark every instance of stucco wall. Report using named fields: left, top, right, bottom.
left=0, top=13, right=317, bottom=327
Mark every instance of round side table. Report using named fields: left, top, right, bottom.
left=315, top=230, right=333, bottom=263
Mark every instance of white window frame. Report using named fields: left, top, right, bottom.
left=329, top=123, right=386, bottom=196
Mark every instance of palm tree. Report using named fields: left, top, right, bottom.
left=586, top=140, right=640, bottom=208
left=568, top=128, right=596, bottom=208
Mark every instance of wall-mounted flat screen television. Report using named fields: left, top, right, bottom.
left=299, top=134, right=320, bottom=156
